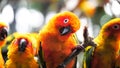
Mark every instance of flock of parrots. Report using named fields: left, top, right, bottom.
left=0, top=11, right=120, bottom=68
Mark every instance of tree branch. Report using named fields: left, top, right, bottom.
left=56, top=26, right=96, bottom=68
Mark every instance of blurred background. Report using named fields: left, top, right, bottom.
left=1, top=0, right=120, bottom=41
left=1, top=0, right=120, bottom=68
left=0, top=0, right=120, bottom=67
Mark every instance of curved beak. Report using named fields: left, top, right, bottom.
left=18, top=39, right=27, bottom=52
left=0, top=27, right=8, bottom=41
left=59, top=26, right=71, bottom=36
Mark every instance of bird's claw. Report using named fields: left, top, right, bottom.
left=82, top=26, right=97, bottom=48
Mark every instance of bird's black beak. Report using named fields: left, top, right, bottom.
left=0, top=27, right=8, bottom=41
left=59, top=26, right=71, bottom=36
left=18, top=39, right=27, bottom=52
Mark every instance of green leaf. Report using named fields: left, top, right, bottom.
left=83, top=47, right=94, bottom=68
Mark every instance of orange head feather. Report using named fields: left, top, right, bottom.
left=94, top=18, right=120, bottom=52
left=100, top=18, right=120, bottom=40
left=42, top=11, right=80, bottom=41
left=7, top=34, right=34, bottom=60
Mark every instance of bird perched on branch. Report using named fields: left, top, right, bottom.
left=38, top=11, right=80, bottom=68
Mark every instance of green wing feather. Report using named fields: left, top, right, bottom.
left=83, top=47, right=94, bottom=68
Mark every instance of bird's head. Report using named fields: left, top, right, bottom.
left=96, top=18, right=120, bottom=52
left=100, top=18, right=120, bottom=41
left=49, top=11, right=80, bottom=41
left=0, top=22, right=8, bottom=46
left=8, top=35, right=34, bottom=55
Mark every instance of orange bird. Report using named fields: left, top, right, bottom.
left=38, top=11, right=80, bottom=68
left=83, top=18, right=120, bottom=68
left=0, top=22, right=8, bottom=68
left=5, top=34, right=39, bottom=68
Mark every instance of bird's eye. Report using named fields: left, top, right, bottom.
left=112, top=24, right=120, bottom=30
left=64, top=19, right=69, bottom=24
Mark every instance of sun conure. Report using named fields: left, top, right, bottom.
left=38, top=11, right=80, bottom=68
left=83, top=18, right=120, bottom=68
left=5, top=34, right=39, bottom=68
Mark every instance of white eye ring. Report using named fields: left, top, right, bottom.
left=112, top=24, right=120, bottom=30
left=64, top=19, right=69, bottom=24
